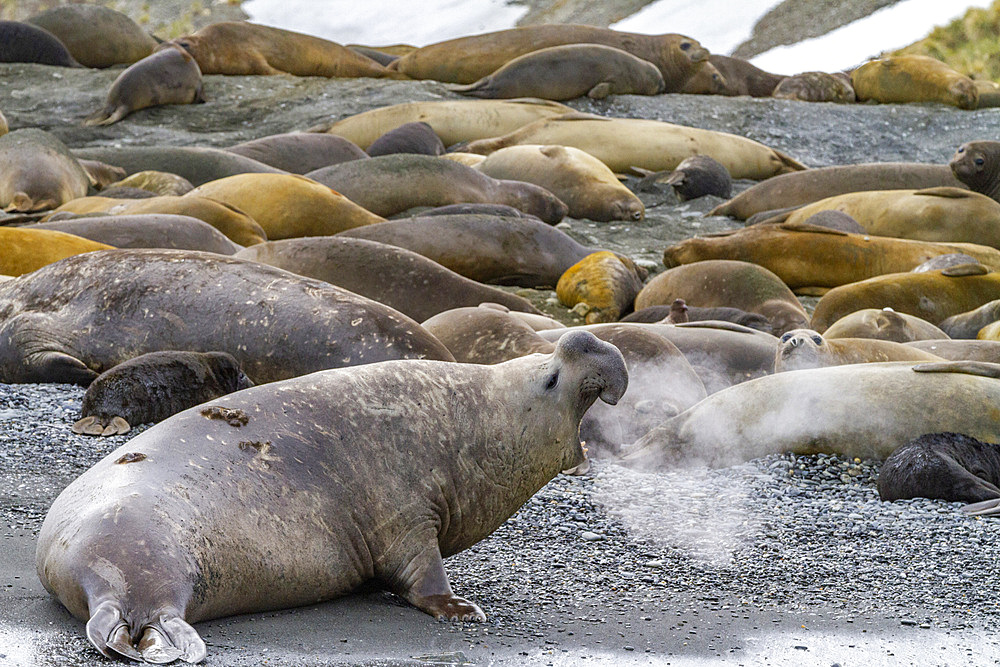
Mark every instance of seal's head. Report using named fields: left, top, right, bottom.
left=546, top=330, right=628, bottom=411
left=950, top=141, right=998, bottom=196
left=775, top=328, right=825, bottom=372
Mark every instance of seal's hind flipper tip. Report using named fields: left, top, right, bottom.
left=101, top=416, right=130, bottom=437
left=86, top=602, right=140, bottom=660
left=72, top=416, right=96, bottom=434
left=962, top=498, right=1000, bottom=516
left=155, top=616, right=207, bottom=663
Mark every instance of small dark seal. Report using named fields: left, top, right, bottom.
left=640, top=155, right=731, bottom=201
left=0, top=21, right=81, bottom=67
left=72, top=351, right=254, bottom=436
left=367, top=121, right=445, bottom=157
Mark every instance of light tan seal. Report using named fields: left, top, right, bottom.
left=851, top=55, right=978, bottom=110
left=389, top=24, right=708, bottom=88
left=463, top=112, right=807, bottom=180
left=451, top=44, right=665, bottom=100
left=107, top=170, right=195, bottom=197
left=84, top=45, right=205, bottom=126
left=0, top=227, right=113, bottom=276
left=821, top=308, right=950, bottom=342
left=774, top=328, right=943, bottom=371
left=475, top=144, right=644, bottom=221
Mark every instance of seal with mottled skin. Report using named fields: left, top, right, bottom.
left=26, top=214, right=243, bottom=255
left=36, top=331, right=627, bottom=662
left=0, top=249, right=454, bottom=385
left=950, top=141, right=1000, bottom=203
left=366, top=121, right=445, bottom=157
left=226, top=133, right=368, bottom=173
left=338, top=213, right=602, bottom=287
left=475, top=144, right=644, bottom=221
left=0, top=129, right=92, bottom=212
left=463, top=112, right=806, bottom=179
left=821, top=308, right=949, bottom=342
left=189, top=173, right=384, bottom=239
left=0, top=227, right=112, bottom=276
left=165, top=22, right=400, bottom=78
left=774, top=328, right=943, bottom=372
left=311, top=98, right=573, bottom=149
left=234, top=237, right=541, bottom=322
left=0, top=20, right=81, bottom=67
left=26, top=5, right=156, bottom=68
left=72, top=351, right=254, bottom=436
left=556, top=251, right=645, bottom=323
left=84, top=45, right=205, bottom=126
left=72, top=145, right=285, bottom=187
left=623, top=361, right=1000, bottom=469
left=104, top=170, right=194, bottom=197
left=635, top=259, right=809, bottom=335
left=389, top=24, right=708, bottom=88
left=878, top=433, right=1000, bottom=509
left=306, top=154, right=568, bottom=222
left=938, top=299, right=1000, bottom=339
left=772, top=71, right=856, bottom=103
left=709, top=162, right=966, bottom=220
left=451, top=44, right=664, bottom=101
left=913, top=253, right=984, bottom=274
left=851, top=55, right=978, bottom=110
left=663, top=222, right=1000, bottom=295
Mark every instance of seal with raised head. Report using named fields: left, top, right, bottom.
left=84, top=45, right=205, bottom=126
left=0, top=20, right=81, bottom=67
left=226, top=133, right=368, bottom=173
left=72, top=351, right=254, bottom=436
left=821, top=308, right=949, bottom=342
left=950, top=141, right=1000, bottom=203
left=0, top=249, right=454, bottom=385
left=165, top=22, right=400, bottom=78
left=306, top=154, right=568, bottom=223
left=36, top=331, right=627, bottom=662
left=26, top=214, right=243, bottom=255
left=451, top=44, right=665, bottom=101
left=851, top=55, right=978, bottom=109
left=234, top=237, right=542, bottom=322
left=26, top=5, right=156, bottom=68
left=774, top=328, right=943, bottom=372
left=366, top=121, right=445, bottom=157
left=622, top=361, right=1000, bottom=469
left=772, top=71, right=856, bottom=103
left=475, top=144, right=644, bottom=221
left=389, top=24, right=708, bottom=88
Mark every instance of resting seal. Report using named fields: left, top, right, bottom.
left=72, top=145, right=285, bottom=187
left=26, top=214, right=243, bottom=255
left=26, top=5, right=156, bottom=68
left=451, top=44, right=664, bottom=101
left=772, top=71, right=856, bottom=103
left=646, top=155, right=732, bottom=201
left=226, top=133, right=368, bottom=173
left=939, top=299, right=1000, bottom=339
left=851, top=55, right=978, bottom=110
left=0, top=20, right=81, bottom=67
left=36, top=331, right=627, bottom=662
left=556, top=251, right=645, bottom=323
left=906, top=339, right=1000, bottom=363
left=72, top=351, right=254, bottom=436
left=105, top=171, right=194, bottom=197
left=366, top=121, right=445, bottom=157
left=0, top=249, right=453, bottom=385
left=623, top=361, right=1000, bottom=469
left=0, top=227, right=112, bottom=276
left=774, top=328, right=943, bottom=372
left=84, top=45, right=205, bottom=126
left=821, top=308, right=949, bottom=343
left=950, top=141, right=1000, bottom=203
left=0, top=129, right=92, bottom=212
left=693, top=54, right=784, bottom=97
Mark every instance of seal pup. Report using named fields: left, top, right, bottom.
left=772, top=71, right=856, bottom=103
left=638, top=155, right=731, bottom=201
left=36, top=331, right=627, bottom=662
left=366, top=121, right=445, bottom=157
left=0, top=20, right=81, bottom=67
left=774, top=328, right=943, bottom=372
left=226, top=133, right=368, bottom=173
left=26, top=5, right=156, bottom=68
left=622, top=361, right=1000, bottom=469
left=450, top=44, right=665, bottom=101
left=851, top=55, right=978, bottom=109
left=939, top=299, right=1000, bottom=339
left=950, top=141, right=1000, bottom=203
left=821, top=308, right=948, bottom=342
left=84, top=45, right=205, bottom=126
left=72, top=351, right=254, bottom=436
left=0, top=249, right=454, bottom=385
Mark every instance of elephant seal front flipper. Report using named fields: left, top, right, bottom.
left=912, top=360, right=1000, bottom=378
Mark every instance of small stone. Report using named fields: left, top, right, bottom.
left=580, top=531, right=604, bottom=542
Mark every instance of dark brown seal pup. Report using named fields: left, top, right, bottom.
left=26, top=5, right=157, bottom=68
left=698, top=54, right=784, bottom=97
left=0, top=249, right=454, bottom=385
left=646, top=155, right=732, bottom=201
left=450, top=44, right=665, bottom=101
left=0, top=21, right=81, bottom=67
left=84, top=45, right=205, bottom=126
left=950, top=141, right=1000, bottom=203
left=878, top=432, right=1000, bottom=507
left=225, top=133, right=368, bottom=173
left=366, top=121, right=445, bottom=157
left=37, top=331, right=627, bottom=662
left=72, top=351, right=254, bottom=436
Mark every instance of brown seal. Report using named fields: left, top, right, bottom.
left=27, top=214, right=243, bottom=255
left=0, top=129, right=91, bottom=212
left=36, top=331, right=626, bottom=662
left=0, top=20, right=81, bottom=67
left=105, top=170, right=195, bottom=196
left=0, top=227, right=113, bottom=276
left=772, top=71, right=856, bottom=103
left=26, top=5, right=156, bottom=68
left=906, top=339, right=1000, bottom=363
left=692, top=54, right=785, bottom=97
left=366, top=121, right=445, bottom=157
left=84, top=45, right=205, bottom=126
left=73, top=145, right=285, bottom=186
left=306, top=154, right=568, bottom=223
left=774, top=328, right=943, bottom=372
left=879, top=432, right=1000, bottom=508
left=234, top=237, right=542, bottom=322
left=821, top=308, right=949, bottom=342
left=389, top=24, right=709, bottom=89
left=451, top=44, right=664, bottom=101
left=673, top=59, right=728, bottom=95
left=950, top=141, right=1000, bottom=203
left=164, top=22, right=400, bottom=78
left=851, top=55, right=978, bottom=109
left=641, top=154, right=732, bottom=201
left=72, top=351, right=254, bottom=436
left=556, top=251, right=645, bottom=323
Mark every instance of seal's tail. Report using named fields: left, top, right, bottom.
left=86, top=600, right=207, bottom=664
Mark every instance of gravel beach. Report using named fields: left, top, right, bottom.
left=2, top=64, right=1000, bottom=666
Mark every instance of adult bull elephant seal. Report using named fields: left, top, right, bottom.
left=36, top=331, right=627, bottom=663
left=226, top=133, right=368, bottom=173
left=389, top=24, right=707, bottom=88
left=73, top=351, right=254, bottom=436
left=774, top=328, right=943, bottom=372
left=0, top=249, right=453, bottom=386
left=950, top=141, right=1000, bottom=203
left=851, top=55, right=978, bottom=110
left=84, top=45, right=205, bottom=126
left=0, top=20, right=81, bottom=67
left=164, top=22, right=400, bottom=78
left=622, top=361, right=1000, bottom=469
left=878, top=432, right=1000, bottom=508
left=451, top=44, right=665, bottom=101
left=26, top=5, right=156, bottom=68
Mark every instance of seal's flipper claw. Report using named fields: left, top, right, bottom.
left=390, top=540, right=487, bottom=623
left=422, top=593, right=487, bottom=623
left=962, top=498, right=1000, bottom=516
left=86, top=601, right=141, bottom=660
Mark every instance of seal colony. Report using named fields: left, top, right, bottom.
left=6, top=6, right=1000, bottom=664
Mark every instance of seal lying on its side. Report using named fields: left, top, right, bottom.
left=73, top=351, right=254, bottom=436
left=774, top=328, right=943, bottom=372
left=37, top=331, right=628, bottom=663
left=622, top=361, right=1000, bottom=469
